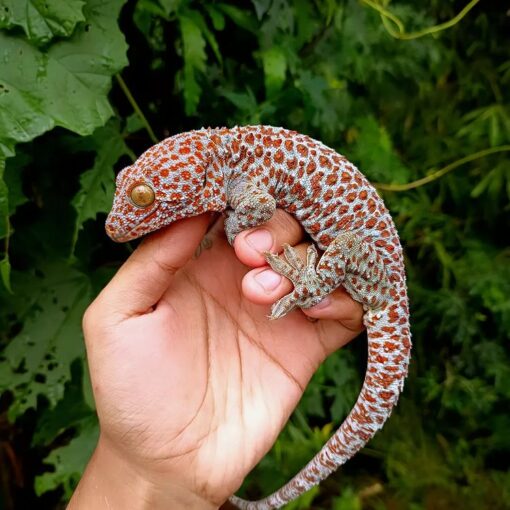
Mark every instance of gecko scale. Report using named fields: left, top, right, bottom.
left=105, top=125, right=411, bottom=509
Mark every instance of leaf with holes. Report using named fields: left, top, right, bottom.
left=35, top=416, right=98, bottom=497
left=0, top=0, right=86, bottom=45
left=0, top=263, right=92, bottom=419
left=0, top=0, right=128, bottom=149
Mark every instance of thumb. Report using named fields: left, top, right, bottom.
left=94, top=213, right=212, bottom=321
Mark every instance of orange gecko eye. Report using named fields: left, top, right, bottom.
left=129, top=183, right=155, bottom=208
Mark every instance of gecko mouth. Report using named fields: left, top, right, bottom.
left=105, top=206, right=161, bottom=243
left=105, top=224, right=134, bottom=243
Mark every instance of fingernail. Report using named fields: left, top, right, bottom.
left=246, top=229, right=274, bottom=252
left=310, top=297, right=331, bottom=311
left=254, top=269, right=282, bottom=292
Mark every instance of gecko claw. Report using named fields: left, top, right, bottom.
left=269, top=294, right=298, bottom=320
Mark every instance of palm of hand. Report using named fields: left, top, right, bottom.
left=88, top=219, right=359, bottom=504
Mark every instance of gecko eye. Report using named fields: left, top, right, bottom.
left=129, top=183, right=155, bottom=208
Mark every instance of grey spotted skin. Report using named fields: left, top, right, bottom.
left=105, top=125, right=412, bottom=510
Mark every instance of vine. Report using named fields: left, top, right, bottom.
left=375, top=145, right=510, bottom=191
left=361, top=0, right=481, bottom=40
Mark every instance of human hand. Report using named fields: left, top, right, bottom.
left=69, top=211, right=363, bottom=509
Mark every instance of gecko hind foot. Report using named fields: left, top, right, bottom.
left=265, top=244, right=332, bottom=320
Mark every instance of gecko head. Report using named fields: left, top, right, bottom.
left=105, top=131, right=227, bottom=242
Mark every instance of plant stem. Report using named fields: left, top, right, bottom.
left=115, top=74, right=159, bottom=144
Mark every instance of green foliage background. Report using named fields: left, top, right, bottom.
left=0, top=0, right=509, bottom=508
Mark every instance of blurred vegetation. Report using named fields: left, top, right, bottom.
left=0, top=0, right=509, bottom=508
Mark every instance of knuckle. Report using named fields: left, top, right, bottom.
left=82, top=300, right=99, bottom=336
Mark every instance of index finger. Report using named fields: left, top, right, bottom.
left=92, top=214, right=212, bottom=321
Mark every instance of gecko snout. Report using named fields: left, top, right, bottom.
left=105, top=213, right=129, bottom=242
left=105, top=222, right=123, bottom=242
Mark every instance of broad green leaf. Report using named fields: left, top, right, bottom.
left=0, top=263, right=92, bottom=419
left=0, top=0, right=128, bottom=149
left=260, top=46, right=287, bottom=98
left=35, top=416, right=99, bottom=497
left=179, top=12, right=207, bottom=115
left=70, top=122, right=130, bottom=253
left=0, top=0, right=86, bottom=45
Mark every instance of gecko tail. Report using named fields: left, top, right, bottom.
left=228, top=306, right=411, bottom=510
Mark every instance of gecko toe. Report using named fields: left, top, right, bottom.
left=269, top=294, right=297, bottom=320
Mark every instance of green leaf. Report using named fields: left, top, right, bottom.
left=0, top=0, right=86, bottom=45
left=348, top=116, right=411, bottom=183
left=331, top=487, right=362, bottom=510
left=251, top=0, right=271, bottom=20
left=0, top=155, right=8, bottom=239
left=221, top=87, right=258, bottom=113
left=125, top=112, right=145, bottom=134
left=4, top=150, right=29, bottom=214
left=260, top=46, right=287, bottom=98
left=216, top=4, right=258, bottom=34
left=0, top=0, right=128, bottom=149
left=33, top=364, right=95, bottom=446
left=204, top=4, right=225, bottom=31
left=187, top=9, right=222, bottom=65
left=0, top=263, right=92, bottom=419
left=179, top=11, right=207, bottom=115
left=259, top=0, right=294, bottom=42
left=158, top=0, right=181, bottom=16
left=35, top=416, right=99, bottom=497
left=70, top=122, right=130, bottom=253
left=0, top=155, right=11, bottom=291
left=135, top=0, right=170, bottom=20
left=458, top=105, right=510, bottom=147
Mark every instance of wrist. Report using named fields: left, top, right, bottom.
left=68, top=435, right=218, bottom=510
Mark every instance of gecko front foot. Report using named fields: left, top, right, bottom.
left=265, top=244, right=334, bottom=320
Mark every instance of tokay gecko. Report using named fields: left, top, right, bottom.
left=105, top=125, right=411, bottom=509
